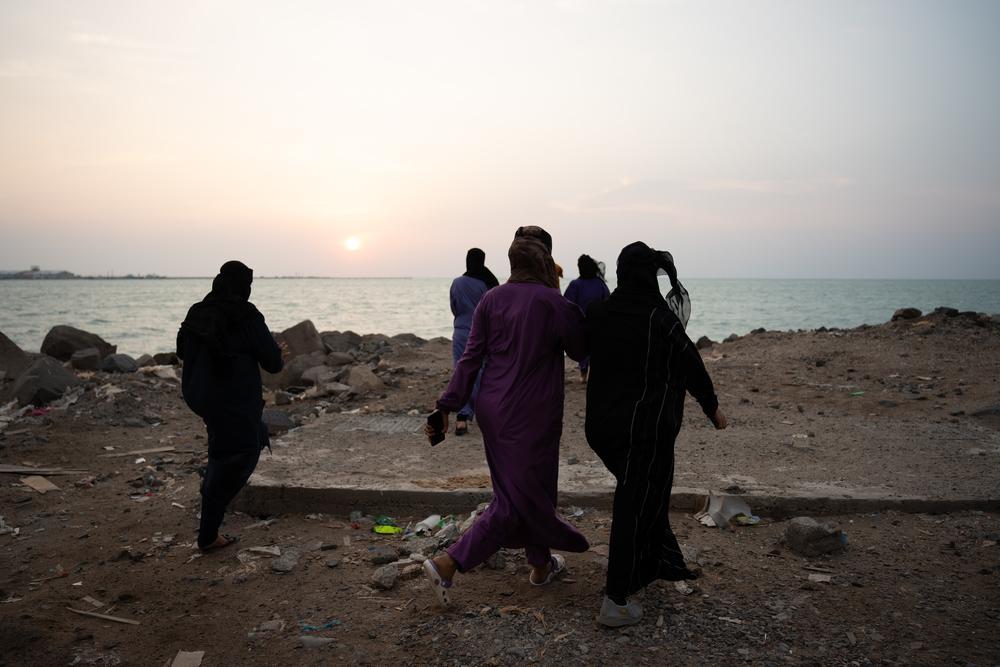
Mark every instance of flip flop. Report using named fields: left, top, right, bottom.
left=529, top=554, right=566, bottom=586
left=422, top=559, right=453, bottom=607
left=199, top=533, right=239, bottom=553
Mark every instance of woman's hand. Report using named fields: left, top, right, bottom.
left=711, top=408, right=728, bottom=430
left=423, top=410, right=449, bottom=438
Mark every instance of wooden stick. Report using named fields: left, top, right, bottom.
left=98, top=446, right=175, bottom=458
left=66, top=607, right=140, bottom=625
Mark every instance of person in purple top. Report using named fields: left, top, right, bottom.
left=563, top=254, right=610, bottom=382
left=449, top=248, right=499, bottom=435
left=422, top=226, right=589, bottom=607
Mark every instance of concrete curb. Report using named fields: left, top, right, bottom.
left=233, top=483, right=1000, bottom=518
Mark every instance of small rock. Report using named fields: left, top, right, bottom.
left=262, top=409, right=295, bottom=435
left=299, top=636, right=335, bottom=649
left=371, top=564, right=398, bottom=590
left=723, top=333, right=739, bottom=343
left=101, top=354, right=139, bottom=374
left=484, top=551, right=506, bottom=570
left=271, top=548, right=300, bottom=573
left=368, top=546, right=397, bottom=565
left=696, top=336, right=714, bottom=350
left=933, top=306, right=959, bottom=317
left=784, top=517, right=846, bottom=557
left=274, top=391, right=292, bottom=406
left=325, top=558, right=340, bottom=569
left=325, top=351, right=354, bottom=367
left=135, top=354, right=156, bottom=368
left=345, top=366, right=384, bottom=394
left=153, top=351, right=180, bottom=365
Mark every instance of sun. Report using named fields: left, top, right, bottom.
left=344, top=236, right=362, bottom=252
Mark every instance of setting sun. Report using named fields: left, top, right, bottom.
left=344, top=236, right=362, bottom=252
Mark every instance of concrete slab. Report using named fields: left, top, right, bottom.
left=235, top=407, right=1000, bottom=517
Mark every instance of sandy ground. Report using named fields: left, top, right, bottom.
left=1, top=310, right=999, bottom=666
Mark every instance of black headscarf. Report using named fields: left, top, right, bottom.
left=463, top=248, right=499, bottom=289
left=615, top=242, right=691, bottom=327
left=577, top=254, right=605, bottom=281
left=180, top=260, right=255, bottom=356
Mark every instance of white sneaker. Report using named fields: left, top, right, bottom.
left=596, top=596, right=643, bottom=627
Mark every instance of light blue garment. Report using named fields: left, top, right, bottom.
left=450, top=276, right=490, bottom=419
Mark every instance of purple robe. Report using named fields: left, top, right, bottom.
left=437, top=282, right=589, bottom=569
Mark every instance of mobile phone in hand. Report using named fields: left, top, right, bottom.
left=427, top=409, right=446, bottom=446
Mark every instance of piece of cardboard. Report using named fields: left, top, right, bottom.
left=20, top=476, right=59, bottom=494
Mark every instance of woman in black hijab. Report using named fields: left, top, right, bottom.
left=448, top=248, right=499, bottom=434
left=585, top=242, right=727, bottom=627
left=177, top=260, right=283, bottom=551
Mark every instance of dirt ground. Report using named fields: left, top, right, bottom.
left=1, top=310, right=999, bottom=666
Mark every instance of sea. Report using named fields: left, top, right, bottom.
left=1, top=278, right=998, bottom=357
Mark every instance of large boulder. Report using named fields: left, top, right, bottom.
left=0, top=331, right=31, bottom=380
left=135, top=354, right=156, bottom=368
left=695, top=336, right=714, bottom=350
left=345, top=366, right=384, bottom=394
left=389, top=333, right=426, bottom=347
left=891, top=307, right=922, bottom=321
left=275, top=320, right=324, bottom=358
left=40, top=325, right=115, bottom=361
left=153, top=351, right=180, bottom=366
left=325, top=351, right=354, bottom=367
left=102, top=353, right=139, bottom=374
left=9, top=357, right=82, bottom=406
left=320, top=330, right=363, bottom=354
left=262, top=350, right=326, bottom=388
left=70, top=347, right=102, bottom=371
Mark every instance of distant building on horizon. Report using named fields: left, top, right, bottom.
left=0, top=266, right=77, bottom=279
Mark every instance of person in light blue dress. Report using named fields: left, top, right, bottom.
left=449, top=248, right=498, bottom=434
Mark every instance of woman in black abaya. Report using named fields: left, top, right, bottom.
left=177, top=261, right=283, bottom=551
left=585, top=242, right=727, bottom=627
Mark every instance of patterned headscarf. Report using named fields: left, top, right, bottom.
left=508, top=227, right=558, bottom=288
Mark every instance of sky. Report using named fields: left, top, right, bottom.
left=1, top=0, right=998, bottom=279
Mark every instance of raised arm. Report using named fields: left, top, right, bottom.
left=437, top=294, right=489, bottom=412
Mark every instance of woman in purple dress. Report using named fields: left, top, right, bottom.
left=449, top=248, right=499, bottom=435
left=422, top=227, right=589, bottom=606
left=563, top=254, right=610, bottom=382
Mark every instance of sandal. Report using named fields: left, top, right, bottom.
left=199, top=533, right=239, bottom=553
left=529, top=554, right=566, bottom=586
left=455, top=420, right=469, bottom=436
left=422, top=558, right=453, bottom=607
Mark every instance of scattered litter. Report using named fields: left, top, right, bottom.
left=246, top=546, right=281, bottom=557
left=656, top=614, right=665, bottom=627
left=171, top=502, right=187, bottom=509
left=66, top=607, right=140, bottom=625
left=717, top=616, right=743, bottom=625
left=256, top=619, right=285, bottom=632
left=244, top=518, right=277, bottom=530
left=373, top=515, right=402, bottom=534
left=849, top=391, right=865, bottom=397
left=299, top=619, right=341, bottom=632
left=674, top=580, right=694, bottom=595
left=81, top=596, right=105, bottom=608
left=20, top=476, right=60, bottom=494
left=807, top=573, right=833, bottom=583
left=0, top=516, right=19, bottom=537
left=564, top=506, right=585, bottom=518
left=694, top=493, right=756, bottom=529
left=134, top=458, right=146, bottom=465
left=170, top=650, right=205, bottom=667
left=413, top=514, right=441, bottom=535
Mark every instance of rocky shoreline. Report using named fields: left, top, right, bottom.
left=1, top=306, right=999, bottom=665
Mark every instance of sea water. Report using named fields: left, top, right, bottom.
left=1, top=278, right=998, bottom=357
